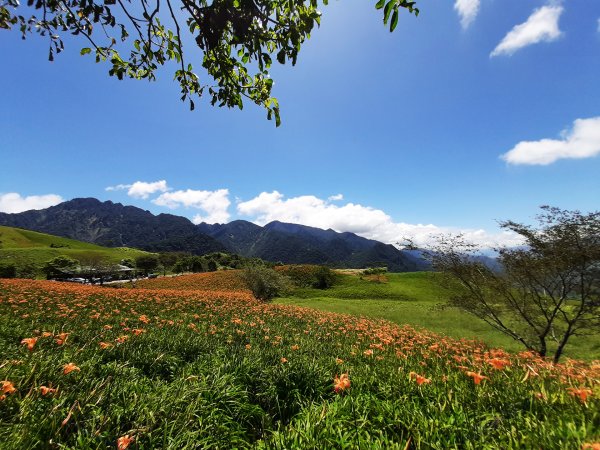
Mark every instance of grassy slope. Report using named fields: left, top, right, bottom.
left=277, top=272, right=600, bottom=360
left=0, top=225, right=151, bottom=267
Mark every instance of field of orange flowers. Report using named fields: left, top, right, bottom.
left=1, top=278, right=599, bottom=449
left=134, top=271, right=250, bottom=292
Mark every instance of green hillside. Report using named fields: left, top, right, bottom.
left=0, top=225, right=152, bottom=270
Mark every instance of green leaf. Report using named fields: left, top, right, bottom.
left=375, top=0, right=386, bottom=10
left=383, top=1, right=394, bottom=24
left=390, top=9, right=399, bottom=32
left=80, top=47, right=91, bottom=55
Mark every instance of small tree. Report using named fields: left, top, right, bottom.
left=240, top=266, right=291, bottom=302
left=311, top=266, right=337, bottom=289
left=135, top=254, right=159, bottom=276
left=432, top=206, right=600, bottom=363
left=42, top=255, right=79, bottom=279
left=78, top=253, right=113, bottom=283
left=158, top=252, right=179, bottom=276
left=206, top=259, right=218, bottom=272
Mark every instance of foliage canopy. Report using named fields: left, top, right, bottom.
left=1, top=0, right=419, bottom=125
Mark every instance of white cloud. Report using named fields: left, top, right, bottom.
left=237, top=191, right=522, bottom=249
left=501, top=117, right=600, bottom=165
left=106, top=180, right=169, bottom=199
left=597, top=17, right=600, bottom=33
left=454, top=0, right=480, bottom=29
left=0, top=192, right=63, bottom=213
left=491, top=6, right=563, bottom=57
left=328, top=194, right=344, bottom=201
left=153, top=189, right=231, bottom=224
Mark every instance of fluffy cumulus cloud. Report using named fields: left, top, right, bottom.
left=106, top=180, right=169, bottom=199
left=454, top=0, right=480, bottom=29
left=501, top=117, right=600, bottom=165
left=491, top=6, right=563, bottom=57
left=0, top=192, right=63, bottom=213
left=237, top=191, right=522, bottom=249
left=153, top=189, right=231, bottom=224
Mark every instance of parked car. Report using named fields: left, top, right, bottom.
left=67, top=278, right=86, bottom=283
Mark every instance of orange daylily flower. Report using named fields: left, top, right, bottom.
left=567, top=387, right=593, bottom=403
left=363, top=349, right=374, bottom=357
left=409, top=372, right=431, bottom=385
left=333, top=373, right=351, bottom=393
left=41, top=331, right=53, bottom=338
left=1, top=381, right=16, bottom=395
left=488, top=358, right=511, bottom=370
left=63, top=363, right=80, bottom=375
left=117, top=435, right=134, bottom=450
left=40, top=386, right=57, bottom=396
left=280, top=357, right=288, bottom=363
left=335, top=358, right=344, bottom=365
left=55, top=332, right=69, bottom=345
left=465, top=371, right=488, bottom=385
left=291, top=345, right=300, bottom=351
left=582, top=443, right=600, bottom=450
left=21, top=337, right=38, bottom=351
left=99, top=342, right=113, bottom=349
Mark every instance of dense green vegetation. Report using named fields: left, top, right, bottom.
left=1, top=278, right=598, bottom=449
left=277, top=272, right=600, bottom=360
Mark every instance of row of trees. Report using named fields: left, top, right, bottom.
left=0, top=250, right=270, bottom=281
left=135, top=252, right=269, bottom=276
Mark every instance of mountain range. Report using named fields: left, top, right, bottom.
left=0, top=198, right=427, bottom=271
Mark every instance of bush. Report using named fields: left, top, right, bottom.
left=276, top=265, right=337, bottom=289
left=0, top=262, right=17, bottom=278
left=17, top=263, right=38, bottom=279
left=240, top=266, right=292, bottom=302
left=42, top=255, right=79, bottom=278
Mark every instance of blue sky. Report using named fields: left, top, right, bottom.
left=1, top=0, right=599, bottom=247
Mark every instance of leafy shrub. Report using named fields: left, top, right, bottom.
left=42, top=255, right=79, bottom=278
left=17, top=263, right=38, bottom=279
left=0, top=262, right=16, bottom=278
left=276, top=265, right=337, bottom=289
left=240, top=266, right=292, bottom=301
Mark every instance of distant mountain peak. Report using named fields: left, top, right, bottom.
left=0, top=198, right=429, bottom=270
left=0, top=198, right=224, bottom=255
